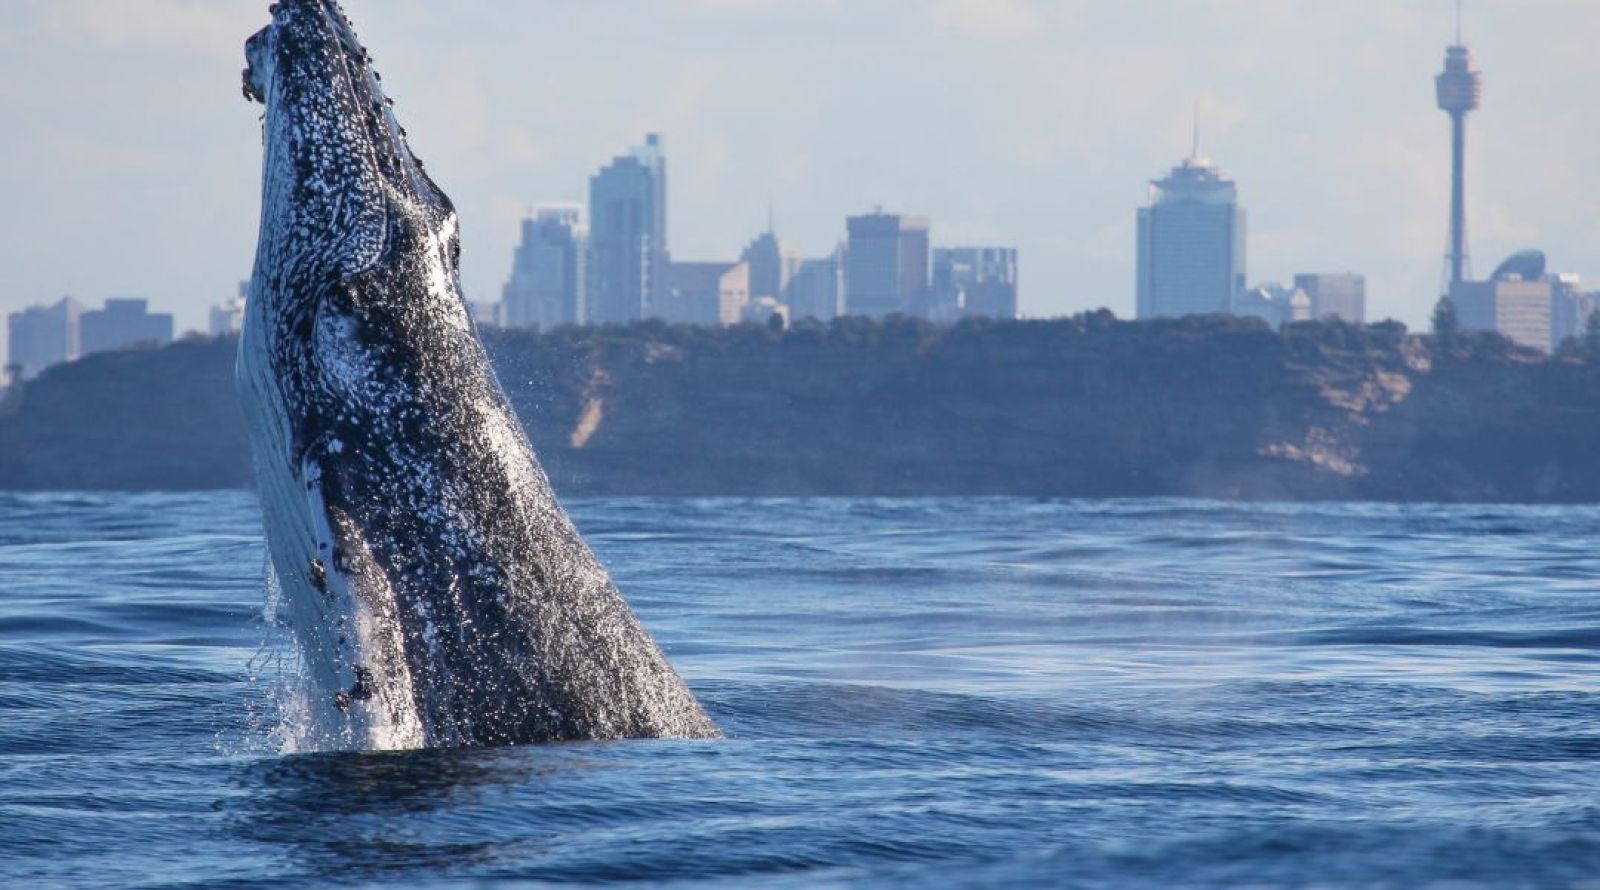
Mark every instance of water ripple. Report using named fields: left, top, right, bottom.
left=0, top=495, right=1598, bottom=887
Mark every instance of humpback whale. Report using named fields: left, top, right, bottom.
left=239, top=0, right=718, bottom=749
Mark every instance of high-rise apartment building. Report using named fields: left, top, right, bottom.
left=79, top=298, right=173, bottom=357
left=1136, top=155, right=1246, bottom=319
left=503, top=205, right=588, bottom=329
left=1294, top=273, right=1367, bottom=323
left=845, top=211, right=930, bottom=318
left=588, top=134, right=668, bottom=323
left=7, top=296, right=82, bottom=380
left=933, top=248, right=1019, bottom=320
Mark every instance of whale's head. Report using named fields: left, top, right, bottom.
left=243, top=0, right=456, bottom=294
left=240, top=1, right=476, bottom=750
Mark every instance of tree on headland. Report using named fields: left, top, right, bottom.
left=1431, top=296, right=1460, bottom=341
left=1584, top=310, right=1600, bottom=359
left=1554, top=310, right=1600, bottom=361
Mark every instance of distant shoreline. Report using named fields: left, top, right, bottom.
left=1, top=315, right=1597, bottom=503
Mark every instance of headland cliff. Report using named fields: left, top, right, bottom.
left=1, top=314, right=1597, bottom=501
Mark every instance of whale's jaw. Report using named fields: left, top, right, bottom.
left=240, top=0, right=719, bottom=750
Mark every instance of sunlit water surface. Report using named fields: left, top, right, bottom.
left=2, top=494, right=1598, bottom=888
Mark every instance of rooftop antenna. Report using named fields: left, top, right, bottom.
left=1455, top=0, right=1463, bottom=44
left=767, top=200, right=775, bottom=236
left=1191, top=100, right=1201, bottom=161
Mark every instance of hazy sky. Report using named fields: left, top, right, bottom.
left=0, top=0, right=1595, bottom=346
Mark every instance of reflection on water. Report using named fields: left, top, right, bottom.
left=234, top=746, right=598, bottom=876
left=244, top=747, right=547, bottom=817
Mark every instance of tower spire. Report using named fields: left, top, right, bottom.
left=1455, top=0, right=1463, bottom=44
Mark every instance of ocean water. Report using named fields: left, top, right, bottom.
left=2, top=493, right=1599, bottom=889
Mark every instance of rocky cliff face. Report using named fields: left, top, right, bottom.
left=1, top=316, right=1597, bottom=501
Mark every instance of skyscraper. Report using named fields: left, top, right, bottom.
left=588, top=134, right=668, bottom=324
left=502, top=205, right=588, bottom=329
left=740, top=229, right=801, bottom=302
left=7, top=296, right=81, bottom=380
left=1436, top=18, right=1482, bottom=291
left=1136, top=152, right=1246, bottom=319
left=933, top=248, right=1019, bottom=320
left=786, top=249, right=845, bottom=322
left=844, top=211, right=930, bottom=318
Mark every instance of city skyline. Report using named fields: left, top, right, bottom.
left=486, top=152, right=1017, bottom=329
left=0, top=1, right=1595, bottom=353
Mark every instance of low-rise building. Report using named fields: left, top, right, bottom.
left=1233, top=284, right=1310, bottom=329
left=1449, top=250, right=1579, bottom=352
left=468, top=301, right=503, bottom=328
left=79, top=298, right=172, bottom=358
left=7, top=296, right=82, bottom=380
left=209, top=282, right=247, bottom=336
left=933, top=247, right=1019, bottom=321
left=741, top=296, right=789, bottom=328
left=665, top=261, right=749, bottom=326
left=1293, top=273, right=1366, bottom=323
left=1451, top=278, right=1552, bottom=352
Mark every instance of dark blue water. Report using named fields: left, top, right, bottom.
left=2, top=494, right=1598, bottom=888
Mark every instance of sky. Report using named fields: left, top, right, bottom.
left=0, top=0, right=1595, bottom=349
